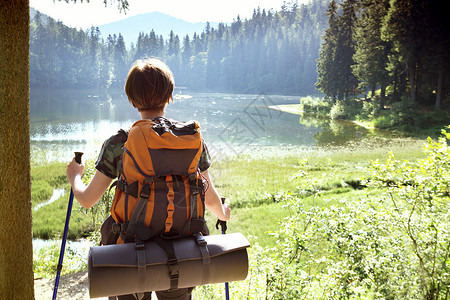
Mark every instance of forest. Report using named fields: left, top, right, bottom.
left=30, top=0, right=329, bottom=95
left=316, top=0, right=450, bottom=110
left=30, top=0, right=450, bottom=118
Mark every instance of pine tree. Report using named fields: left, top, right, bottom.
left=352, top=0, right=391, bottom=108
left=334, top=0, right=358, bottom=100
left=114, top=33, right=128, bottom=86
left=88, top=26, right=101, bottom=87
left=382, top=0, right=425, bottom=103
left=316, top=0, right=339, bottom=100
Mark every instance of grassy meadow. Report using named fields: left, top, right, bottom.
left=32, top=135, right=428, bottom=281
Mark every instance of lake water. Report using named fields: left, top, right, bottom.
left=30, top=88, right=390, bottom=164
left=29, top=89, right=415, bottom=269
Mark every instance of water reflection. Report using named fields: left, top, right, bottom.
left=30, top=89, right=393, bottom=163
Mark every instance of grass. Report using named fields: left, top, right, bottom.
left=31, top=135, right=427, bottom=278
left=31, top=162, right=67, bottom=208
left=32, top=193, right=94, bottom=240
left=206, top=136, right=426, bottom=248
left=31, top=161, right=94, bottom=240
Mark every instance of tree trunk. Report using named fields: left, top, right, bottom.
left=371, top=84, right=376, bottom=100
left=380, top=82, right=386, bottom=110
left=0, top=1, right=34, bottom=299
left=435, top=65, right=443, bottom=110
left=408, top=64, right=417, bottom=103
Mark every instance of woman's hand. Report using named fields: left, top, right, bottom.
left=66, top=157, right=113, bottom=209
left=220, top=203, right=231, bottom=221
left=66, top=157, right=85, bottom=186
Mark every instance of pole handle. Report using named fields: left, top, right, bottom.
left=74, top=152, right=84, bottom=164
left=216, top=197, right=227, bottom=233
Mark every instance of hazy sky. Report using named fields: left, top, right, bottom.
left=30, top=0, right=307, bottom=28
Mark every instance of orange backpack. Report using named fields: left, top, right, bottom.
left=110, top=117, right=207, bottom=244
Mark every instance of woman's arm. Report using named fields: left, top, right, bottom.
left=66, top=158, right=113, bottom=209
left=201, top=170, right=231, bottom=221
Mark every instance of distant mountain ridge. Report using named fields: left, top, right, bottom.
left=98, top=12, right=219, bottom=47
left=30, top=7, right=218, bottom=48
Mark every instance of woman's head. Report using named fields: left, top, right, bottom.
left=125, top=58, right=174, bottom=112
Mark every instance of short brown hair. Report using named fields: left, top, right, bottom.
left=124, top=58, right=174, bottom=111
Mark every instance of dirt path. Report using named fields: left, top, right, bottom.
left=34, top=271, right=108, bottom=300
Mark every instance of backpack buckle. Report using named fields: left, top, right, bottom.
left=135, top=241, right=145, bottom=251
left=111, top=223, right=121, bottom=234
left=140, top=182, right=151, bottom=199
left=161, top=230, right=179, bottom=239
left=194, top=233, right=207, bottom=247
left=168, top=258, right=180, bottom=288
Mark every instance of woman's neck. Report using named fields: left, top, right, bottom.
left=139, top=109, right=165, bottom=120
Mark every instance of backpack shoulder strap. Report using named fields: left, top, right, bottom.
left=123, top=178, right=154, bottom=243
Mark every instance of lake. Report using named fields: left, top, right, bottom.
left=30, top=88, right=391, bottom=164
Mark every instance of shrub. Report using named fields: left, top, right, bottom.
left=250, top=127, right=450, bottom=299
left=359, top=99, right=380, bottom=119
left=389, top=97, right=421, bottom=129
left=330, top=100, right=363, bottom=120
left=33, top=239, right=89, bottom=278
left=373, top=110, right=394, bottom=129
left=330, top=100, right=347, bottom=120
left=300, top=96, right=331, bottom=114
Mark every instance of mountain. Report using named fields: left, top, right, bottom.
left=30, top=7, right=50, bottom=24
left=97, top=12, right=218, bottom=47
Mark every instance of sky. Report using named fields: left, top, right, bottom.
left=29, top=0, right=307, bottom=28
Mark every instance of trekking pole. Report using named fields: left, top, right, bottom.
left=52, top=151, right=83, bottom=300
left=216, top=197, right=230, bottom=300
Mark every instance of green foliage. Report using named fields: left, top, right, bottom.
left=32, top=192, right=94, bottom=240
left=31, top=159, right=111, bottom=241
left=330, top=100, right=347, bottom=120
left=389, top=97, right=420, bottom=128
left=31, top=135, right=428, bottom=283
left=31, top=180, right=53, bottom=207
left=329, top=99, right=363, bottom=120
left=316, top=0, right=359, bottom=101
left=318, top=0, right=450, bottom=110
left=33, top=239, right=89, bottom=278
left=367, top=129, right=450, bottom=299
left=370, top=98, right=450, bottom=136
left=358, top=99, right=380, bottom=120
left=31, top=161, right=67, bottom=187
left=31, top=161, right=70, bottom=210
left=245, top=128, right=450, bottom=299
left=372, top=111, right=393, bottom=130
left=32, top=160, right=112, bottom=277
left=299, top=96, right=332, bottom=114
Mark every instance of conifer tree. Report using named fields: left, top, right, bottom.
left=334, top=0, right=358, bottom=100
left=114, top=33, right=128, bottom=86
left=382, top=0, right=424, bottom=103
left=316, top=0, right=339, bottom=100
left=352, top=0, right=391, bottom=108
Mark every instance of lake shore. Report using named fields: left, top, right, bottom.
left=268, top=103, right=304, bottom=115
